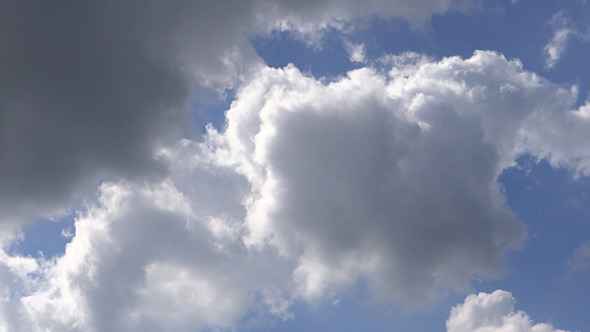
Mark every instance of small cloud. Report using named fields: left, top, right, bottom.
left=60, top=228, right=74, bottom=239
left=447, top=290, right=570, bottom=332
left=544, top=11, right=574, bottom=69
left=543, top=10, right=590, bottom=69
left=343, top=40, right=366, bottom=63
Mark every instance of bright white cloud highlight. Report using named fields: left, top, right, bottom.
left=446, top=290, right=569, bottom=332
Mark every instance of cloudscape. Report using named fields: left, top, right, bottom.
left=1, top=1, right=589, bottom=331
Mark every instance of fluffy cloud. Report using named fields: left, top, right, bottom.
left=446, top=290, right=569, bottom=332
left=3, top=48, right=590, bottom=330
left=0, top=140, right=295, bottom=331
left=220, top=50, right=588, bottom=304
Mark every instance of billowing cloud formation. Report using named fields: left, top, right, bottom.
left=0, top=0, right=469, bottom=226
left=446, top=290, right=569, bottom=332
left=2, top=50, right=589, bottom=331
left=220, top=50, right=590, bottom=304
left=222, top=55, right=527, bottom=303
left=0, top=141, right=295, bottom=331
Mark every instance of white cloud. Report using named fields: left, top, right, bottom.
left=222, top=50, right=590, bottom=304
left=446, top=290, right=569, bottom=332
left=2, top=50, right=590, bottom=330
left=544, top=11, right=576, bottom=69
left=344, top=40, right=367, bottom=63
left=0, top=141, right=296, bottom=331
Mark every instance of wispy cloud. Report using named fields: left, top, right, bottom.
left=565, top=240, right=590, bottom=277
left=543, top=10, right=589, bottom=69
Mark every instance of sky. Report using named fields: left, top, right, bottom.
left=1, top=0, right=590, bottom=331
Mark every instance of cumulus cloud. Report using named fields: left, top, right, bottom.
left=2, top=47, right=590, bottom=330
left=3, top=49, right=590, bottom=330
left=225, top=50, right=590, bottom=303
left=5, top=0, right=590, bottom=330
left=0, top=140, right=295, bottom=331
left=446, top=290, right=569, bottom=332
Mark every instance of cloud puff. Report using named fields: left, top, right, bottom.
left=2, top=50, right=590, bottom=330
left=344, top=40, right=367, bottom=63
left=446, top=290, right=569, bottom=332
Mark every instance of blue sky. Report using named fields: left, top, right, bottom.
left=1, top=1, right=590, bottom=331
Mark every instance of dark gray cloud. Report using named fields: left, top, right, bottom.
left=0, top=2, right=195, bottom=222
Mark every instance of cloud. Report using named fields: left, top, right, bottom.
left=544, top=11, right=576, bottom=69
left=446, top=290, right=569, bottom=332
left=1, top=0, right=470, bottom=226
left=0, top=1, right=240, bottom=224
left=344, top=40, right=367, bottom=63
left=223, top=50, right=590, bottom=304
left=4, top=46, right=590, bottom=330
left=543, top=10, right=590, bottom=69
left=265, top=0, right=470, bottom=35
left=222, top=59, right=522, bottom=304
left=565, top=240, right=590, bottom=276
left=0, top=140, right=296, bottom=331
